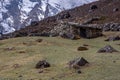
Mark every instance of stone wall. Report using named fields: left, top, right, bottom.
left=103, top=23, right=120, bottom=31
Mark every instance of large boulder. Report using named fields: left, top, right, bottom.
left=68, top=57, right=89, bottom=69
left=35, top=60, right=50, bottom=69
left=98, top=45, right=118, bottom=53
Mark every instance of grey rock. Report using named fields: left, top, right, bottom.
left=35, top=60, right=50, bottom=69
left=68, top=57, right=89, bottom=69
left=98, top=45, right=119, bottom=53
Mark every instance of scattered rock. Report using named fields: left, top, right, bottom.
left=57, top=12, right=71, bottom=19
left=97, top=45, right=118, bottom=53
left=77, top=46, right=88, bottom=51
left=36, top=39, right=43, bottom=43
left=31, top=21, right=39, bottom=26
left=68, top=57, right=89, bottom=69
left=105, top=36, right=120, bottom=41
left=35, top=60, right=50, bottom=69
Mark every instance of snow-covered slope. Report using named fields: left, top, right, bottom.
left=0, top=0, right=97, bottom=34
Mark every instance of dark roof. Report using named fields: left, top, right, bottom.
left=61, top=22, right=103, bottom=29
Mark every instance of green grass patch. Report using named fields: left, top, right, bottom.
left=0, top=33, right=120, bottom=80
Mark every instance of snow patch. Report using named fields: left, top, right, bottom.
left=1, top=22, right=15, bottom=34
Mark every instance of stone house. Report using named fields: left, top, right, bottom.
left=67, top=22, right=103, bottom=38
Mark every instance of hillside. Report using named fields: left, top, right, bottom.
left=7, top=0, right=120, bottom=38
left=0, top=0, right=120, bottom=80
left=0, top=32, right=120, bottom=80
left=0, top=0, right=97, bottom=34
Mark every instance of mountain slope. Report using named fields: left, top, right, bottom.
left=0, top=0, right=97, bottom=34
left=8, top=0, right=120, bottom=38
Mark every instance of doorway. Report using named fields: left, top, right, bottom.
left=80, top=28, right=87, bottom=38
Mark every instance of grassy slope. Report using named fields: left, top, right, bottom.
left=0, top=32, right=120, bottom=80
